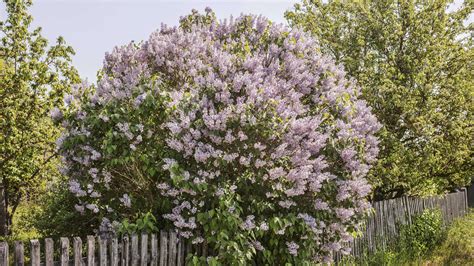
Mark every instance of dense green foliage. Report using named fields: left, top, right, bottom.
left=31, top=181, right=100, bottom=239
left=117, top=212, right=158, bottom=235
left=0, top=0, right=80, bottom=236
left=398, top=208, right=445, bottom=259
left=286, top=0, right=474, bottom=199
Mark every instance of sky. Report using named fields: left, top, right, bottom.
left=21, top=0, right=298, bottom=82
left=1, top=0, right=471, bottom=82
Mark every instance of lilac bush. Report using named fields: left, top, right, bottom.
left=58, top=9, right=381, bottom=264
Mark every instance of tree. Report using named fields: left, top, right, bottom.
left=286, top=0, right=474, bottom=199
left=58, top=9, right=380, bottom=264
left=0, top=0, right=79, bottom=236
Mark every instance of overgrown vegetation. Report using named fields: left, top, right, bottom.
left=117, top=212, right=158, bottom=235
left=341, top=209, right=474, bottom=265
left=30, top=180, right=100, bottom=239
left=398, top=209, right=445, bottom=260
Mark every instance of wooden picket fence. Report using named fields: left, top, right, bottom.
left=0, top=190, right=469, bottom=265
left=0, top=231, right=193, bottom=266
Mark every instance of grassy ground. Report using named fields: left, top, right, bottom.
left=425, top=210, right=474, bottom=265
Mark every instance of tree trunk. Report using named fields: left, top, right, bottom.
left=0, top=183, right=8, bottom=236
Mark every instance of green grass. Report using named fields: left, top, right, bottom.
left=427, top=210, right=474, bottom=265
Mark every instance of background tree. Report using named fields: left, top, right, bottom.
left=0, top=0, right=79, bottom=236
left=286, top=0, right=474, bottom=199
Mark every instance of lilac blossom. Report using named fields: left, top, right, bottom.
left=241, top=215, right=256, bottom=230
left=251, top=240, right=265, bottom=251
left=50, top=107, right=63, bottom=121
left=286, top=241, right=299, bottom=256
left=119, top=193, right=132, bottom=208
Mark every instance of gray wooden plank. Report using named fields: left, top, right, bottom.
left=60, top=237, right=69, bottom=266
left=151, top=234, right=158, bottom=266
left=131, top=234, right=139, bottom=266
left=0, top=242, right=8, bottom=266
left=87, top=235, right=95, bottom=266
left=15, top=241, right=24, bottom=266
left=122, top=236, right=130, bottom=266
left=74, top=237, right=83, bottom=266
left=30, top=240, right=40, bottom=266
left=168, top=231, right=177, bottom=266
left=141, top=233, right=148, bottom=266
left=176, top=237, right=184, bottom=266
left=98, top=236, right=107, bottom=266
left=159, top=231, right=168, bottom=266
left=45, top=238, right=54, bottom=266
left=110, top=237, right=119, bottom=266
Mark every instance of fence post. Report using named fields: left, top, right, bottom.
left=122, top=236, right=130, bottom=266
left=131, top=234, right=139, bottom=266
left=15, top=241, right=24, bottom=266
left=141, top=233, right=148, bottom=265
left=176, top=237, right=184, bottom=266
left=45, top=238, right=54, bottom=266
left=30, top=240, right=40, bottom=266
left=60, top=237, right=70, bottom=266
left=0, top=242, right=8, bottom=265
left=111, top=237, right=119, bottom=266
left=151, top=234, right=158, bottom=266
left=404, top=196, right=412, bottom=225
left=98, top=236, right=107, bottom=266
left=87, top=235, right=95, bottom=266
left=159, top=231, right=168, bottom=266
left=168, top=231, right=177, bottom=265
left=464, top=188, right=469, bottom=214
left=74, top=237, right=82, bottom=266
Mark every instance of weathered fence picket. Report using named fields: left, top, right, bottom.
left=121, top=236, right=129, bottom=266
left=0, top=242, right=8, bottom=265
left=14, top=241, right=24, bottom=266
left=30, top=240, right=40, bottom=266
left=73, top=237, right=82, bottom=266
left=111, top=237, right=119, bottom=266
left=140, top=233, right=148, bottom=265
left=60, top=237, right=69, bottom=266
left=131, top=234, right=139, bottom=266
left=99, top=236, right=108, bottom=266
left=0, top=190, right=468, bottom=265
left=151, top=234, right=158, bottom=266
left=159, top=231, right=168, bottom=266
left=87, top=235, right=95, bottom=266
left=45, top=238, right=53, bottom=266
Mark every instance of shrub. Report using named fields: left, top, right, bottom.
left=398, top=208, right=445, bottom=259
left=57, top=8, right=380, bottom=264
left=117, top=212, right=159, bottom=235
left=31, top=179, right=101, bottom=239
left=0, top=202, right=42, bottom=242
